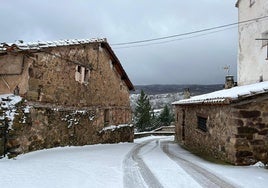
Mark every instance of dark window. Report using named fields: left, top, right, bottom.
left=104, top=109, right=110, bottom=126
left=84, top=68, right=90, bottom=82
left=28, top=67, right=34, bottom=78
left=197, top=116, right=207, bottom=132
left=261, top=32, right=268, bottom=47
left=77, top=65, right=82, bottom=73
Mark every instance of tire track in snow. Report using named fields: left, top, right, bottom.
left=161, top=141, right=237, bottom=188
left=123, top=139, right=164, bottom=188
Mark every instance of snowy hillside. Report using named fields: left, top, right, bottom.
left=130, top=84, right=223, bottom=111
left=130, top=92, right=183, bottom=111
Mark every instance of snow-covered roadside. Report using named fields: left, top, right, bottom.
left=0, top=143, right=134, bottom=188
left=136, top=136, right=268, bottom=188
left=167, top=139, right=268, bottom=188
left=139, top=137, right=202, bottom=188
left=0, top=136, right=268, bottom=188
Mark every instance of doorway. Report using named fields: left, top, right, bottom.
left=182, top=109, right=185, bottom=141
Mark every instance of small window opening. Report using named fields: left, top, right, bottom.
left=197, top=116, right=207, bottom=132
left=77, top=65, right=82, bottom=73
left=75, top=65, right=90, bottom=84
left=28, top=67, right=34, bottom=78
left=260, top=75, right=263, bottom=82
left=104, top=109, right=110, bottom=126
left=84, top=69, right=90, bottom=83
left=261, top=32, right=268, bottom=47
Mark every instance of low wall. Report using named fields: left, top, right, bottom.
left=0, top=97, right=133, bottom=157
left=174, top=96, right=268, bottom=165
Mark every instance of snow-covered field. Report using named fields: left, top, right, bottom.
left=0, top=136, right=267, bottom=188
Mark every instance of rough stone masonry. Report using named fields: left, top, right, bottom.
left=0, top=39, right=134, bottom=157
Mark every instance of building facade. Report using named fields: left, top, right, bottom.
left=173, top=83, right=268, bottom=165
left=236, top=0, right=268, bottom=85
left=0, top=39, right=134, bottom=157
left=173, top=1, right=268, bottom=165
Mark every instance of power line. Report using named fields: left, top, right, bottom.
left=113, top=26, right=238, bottom=50
left=111, top=15, right=268, bottom=47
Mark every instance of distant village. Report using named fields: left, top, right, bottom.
left=0, top=0, right=267, bottom=166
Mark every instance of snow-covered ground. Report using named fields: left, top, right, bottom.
left=0, top=136, right=267, bottom=188
left=130, top=93, right=183, bottom=110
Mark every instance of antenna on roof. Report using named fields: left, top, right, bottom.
left=223, top=65, right=235, bottom=89
left=223, top=65, right=230, bottom=76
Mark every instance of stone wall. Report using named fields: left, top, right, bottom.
left=174, top=104, right=236, bottom=164
left=174, top=96, right=268, bottom=165
left=4, top=102, right=133, bottom=157
left=1, top=43, right=131, bottom=107
left=0, top=42, right=134, bottom=157
left=231, top=96, right=268, bottom=165
left=26, top=43, right=130, bottom=107
left=0, top=54, right=31, bottom=95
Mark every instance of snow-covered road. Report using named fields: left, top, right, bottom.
left=125, top=137, right=236, bottom=188
left=0, top=136, right=267, bottom=188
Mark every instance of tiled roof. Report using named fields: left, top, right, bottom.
left=0, top=38, right=134, bottom=91
left=173, top=81, right=268, bottom=105
left=0, top=38, right=106, bottom=53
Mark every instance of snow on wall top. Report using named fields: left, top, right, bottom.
left=0, top=38, right=107, bottom=52
left=172, top=81, right=268, bottom=105
left=0, top=94, right=24, bottom=129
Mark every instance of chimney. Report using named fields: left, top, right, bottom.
left=225, top=75, right=234, bottom=89
left=183, top=88, right=191, bottom=99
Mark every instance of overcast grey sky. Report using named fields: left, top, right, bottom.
left=0, top=0, right=238, bottom=85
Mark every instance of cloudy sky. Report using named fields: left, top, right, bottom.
left=0, top=0, right=238, bottom=85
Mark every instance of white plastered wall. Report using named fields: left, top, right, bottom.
left=237, top=0, right=268, bottom=85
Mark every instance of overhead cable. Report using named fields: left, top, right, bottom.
left=113, top=26, right=238, bottom=49
left=111, top=15, right=268, bottom=47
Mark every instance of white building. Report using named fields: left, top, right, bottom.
left=236, top=0, right=268, bottom=85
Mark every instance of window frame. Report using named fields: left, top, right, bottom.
left=197, top=115, right=208, bottom=132
left=261, top=31, right=268, bottom=47
left=104, top=109, right=110, bottom=126
left=75, top=65, right=90, bottom=84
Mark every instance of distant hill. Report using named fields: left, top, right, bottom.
left=130, top=84, right=224, bottom=111
left=131, top=84, right=223, bottom=96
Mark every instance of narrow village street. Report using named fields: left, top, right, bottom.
left=124, top=137, right=237, bottom=188
left=1, top=1, right=268, bottom=188
left=1, top=136, right=267, bottom=188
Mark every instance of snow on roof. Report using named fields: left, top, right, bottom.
left=0, top=38, right=106, bottom=53
left=172, top=81, right=268, bottom=105
left=0, top=38, right=135, bottom=91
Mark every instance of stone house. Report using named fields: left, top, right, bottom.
left=0, top=38, right=134, bottom=157
left=173, top=1, right=268, bottom=165
left=173, top=82, right=268, bottom=165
